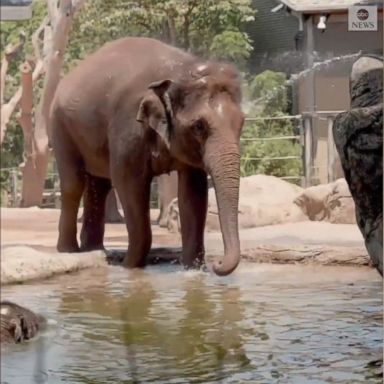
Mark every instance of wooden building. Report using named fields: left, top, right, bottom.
left=248, top=0, right=383, bottom=184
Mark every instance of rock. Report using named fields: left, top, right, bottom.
left=1, top=301, right=46, bottom=344
left=325, top=179, right=356, bottom=224
left=166, top=175, right=307, bottom=232
left=294, top=178, right=356, bottom=224
left=294, top=183, right=334, bottom=221
left=333, top=54, right=383, bottom=275
left=1, top=246, right=107, bottom=285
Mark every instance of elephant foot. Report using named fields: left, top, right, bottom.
left=57, top=242, right=80, bottom=253
left=181, top=251, right=205, bottom=270
left=121, top=254, right=147, bottom=269
left=80, top=243, right=105, bottom=253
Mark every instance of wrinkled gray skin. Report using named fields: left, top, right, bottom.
left=1, top=301, right=46, bottom=344
left=51, top=37, right=244, bottom=276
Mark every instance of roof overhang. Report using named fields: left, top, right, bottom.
left=0, top=1, right=33, bottom=21
left=277, top=0, right=383, bottom=14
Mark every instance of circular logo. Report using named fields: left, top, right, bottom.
left=357, top=8, right=369, bottom=21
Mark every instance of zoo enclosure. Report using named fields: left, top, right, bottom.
left=1, top=113, right=342, bottom=208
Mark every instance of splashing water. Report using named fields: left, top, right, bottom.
left=288, top=52, right=362, bottom=83
left=243, top=52, right=362, bottom=113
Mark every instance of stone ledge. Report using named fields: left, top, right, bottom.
left=1, top=246, right=107, bottom=286
left=1, top=244, right=371, bottom=286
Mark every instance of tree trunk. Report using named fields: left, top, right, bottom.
left=105, top=189, right=124, bottom=223
left=23, top=0, right=85, bottom=207
left=18, top=61, right=42, bottom=207
left=157, top=171, right=178, bottom=227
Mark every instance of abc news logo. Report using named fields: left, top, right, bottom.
left=349, top=6, right=378, bottom=31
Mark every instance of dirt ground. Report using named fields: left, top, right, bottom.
left=1, top=207, right=180, bottom=250
left=1, top=207, right=370, bottom=273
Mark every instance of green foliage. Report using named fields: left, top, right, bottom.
left=248, top=70, right=289, bottom=115
left=1, top=0, right=47, bottom=103
left=209, top=31, right=253, bottom=68
left=241, top=70, right=302, bottom=182
left=69, top=0, right=255, bottom=68
left=1, top=0, right=255, bottom=187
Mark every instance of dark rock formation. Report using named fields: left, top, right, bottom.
left=1, top=301, right=46, bottom=344
left=333, top=54, right=383, bottom=275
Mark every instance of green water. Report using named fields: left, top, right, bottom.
left=1, top=263, right=382, bottom=383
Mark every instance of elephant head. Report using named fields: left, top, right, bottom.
left=137, top=62, right=244, bottom=276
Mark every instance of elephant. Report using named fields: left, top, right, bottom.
left=1, top=301, right=46, bottom=344
left=50, top=37, right=244, bottom=276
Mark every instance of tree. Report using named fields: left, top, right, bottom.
left=23, top=0, right=86, bottom=207
left=69, top=0, right=255, bottom=67
left=1, top=0, right=85, bottom=206
left=1, top=0, right=256, bottom=208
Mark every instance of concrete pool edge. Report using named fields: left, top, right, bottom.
left=0, top=244, right=371, bottom=286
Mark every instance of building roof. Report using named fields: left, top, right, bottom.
left=278, top=0, right=383, bottom=12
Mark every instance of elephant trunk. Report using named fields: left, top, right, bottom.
left=204, top=139, right=241, bottom=276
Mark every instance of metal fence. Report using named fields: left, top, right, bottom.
left=241, top=115, right=304, bottom=184
left=1, top=114, right=314, bottom=208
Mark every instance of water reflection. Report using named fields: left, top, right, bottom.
left=1, top=264, right=382, bottom=384
left=56, top=270, right=253, bottom=383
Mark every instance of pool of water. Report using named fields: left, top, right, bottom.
left=1, top=263, right=382, bottom=384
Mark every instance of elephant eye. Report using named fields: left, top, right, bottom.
left=192, top=119, right=206, bottom=137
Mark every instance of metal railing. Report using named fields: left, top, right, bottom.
left=241, top=115, right=304, bottom=184
left=1, top=114, right=321, bottom=207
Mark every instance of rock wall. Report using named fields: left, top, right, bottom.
left=333, top=55, right=383, bottom=275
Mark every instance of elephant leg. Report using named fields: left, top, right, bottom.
left=114, top=175, right=152, bottom=268
left=178, top=167, right=208, bottom=268
left=80, top=173, right=111, bottom=251
left=53, top=126, right=85, bottom=253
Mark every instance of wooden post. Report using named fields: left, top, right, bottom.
left=302, top=15, right=316, bottom=187
left=299, top=116, right=305, bottom=187
left=327, top=116, right=336, bottom=183
left=304, top=15, right=315, bottom=113
left=304, top=115, right=313, bottom=187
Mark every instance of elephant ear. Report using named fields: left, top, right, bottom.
left=136, top=79, right=174, bottom=149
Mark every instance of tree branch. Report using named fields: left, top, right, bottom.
left=46, top=0, right=59, bottom=26
left=182, top=0, right=198, bottom=50
left=0, top=14, right=50, bottom=145
left=0, top=60, right=44, bottom=145
left=0, top=32, right=26, bottom=105
left=32, top=16, right=49, bottom=61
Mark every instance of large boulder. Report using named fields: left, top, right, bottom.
left=166, top=175, right=307, bottom=232
left=294, top=178, right=356, bottom=224
left=333, top=54, right=383, bottom=275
